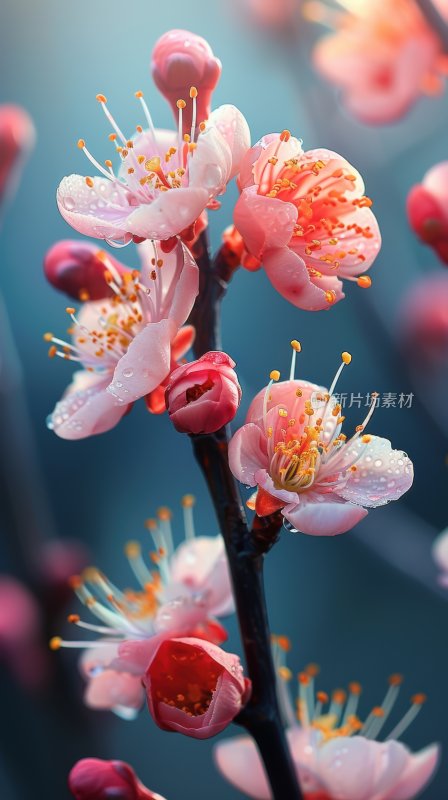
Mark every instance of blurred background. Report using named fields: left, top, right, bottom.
left=0, top=0, right=448, bottom=798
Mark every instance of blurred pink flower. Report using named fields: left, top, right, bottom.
left=166, top=351, right=241, bottom=434
left=44, top=240, right=128, bottom=301
left=0, top=576, right=48, bottom=690
left=143, top=636, right=251, bottom=739
left=432, top=527, right=448, bottom=587
left=310, top=0, right=448, bottom=124
left=69, top=758, right=165, bottom=800
left=229, top=345, right=413, bottom=536
left=234, top=132, right=380, bottom=311
left=51, top=498, right=233, bottom=718
left=398, top=272, right=448, bottom=364
left=244, top=0, right=299, bottom=29
left=57, top=88, right=250, bottom=246
left=151, top=30, right=222, bottom=136
left=215, top=640, right=439, bottom=800
left=0, top=104, right=35, bottom=211
left=407, top=161, right=448, bottom=264
left=46, top=239, right=198, bottom=439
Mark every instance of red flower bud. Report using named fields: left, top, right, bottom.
left=151, top=30, right=221, bottom=135
left=44, top=240, right=128, bottom=300
left=0, top=104, right=35, bottom=209
left=68, top=758, right=165, bottom=800
left=407, top=162, right=448, bottom=265
left=166, top=351, right=241, bottom=434
left=143, top=637, right=251, bottom=739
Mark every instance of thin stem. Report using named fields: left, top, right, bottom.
left=190, top=232, right=302, bottom=800
left=414, top=0, right=448, bottom=51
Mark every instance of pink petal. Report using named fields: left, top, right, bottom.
left=317, top=736, right=379, bottom=800
left=208, top=105, right=251, bottom=180
left=432, top=528, right=448, bottom=573
left=263, top=247, right=344, bottom=311
left=49, top=371, right=129, bottom=440
left=385, top=744, right=440, bottom=800
left=337, top=437, right=414, bottom=508
left=106, top=318, right=177, bottom=404
left=283, top=497, right=368, bottom=536
left=234, top=187, right=297, bottom=258
left=214, top=735, right=271, bottom=800
left=423, top=161, right=448, bottom=218
left=188, top=123, right=232, bottom=196
left=370, top=741, right=410, bottom=798
left=169, top=536, right=234, bottom=617
left=84, top=669, right=144, bottom=712
left=126, top=186, right=209, bottom=240
left=254, top=469, right=299, bottom=506
left=79, top=642, right=120, bottom=678
left=228, top=423, right=268, bottom=485
left=154, top=596, right=211, bottom=636
left=57, top=175, right=134, bottom=243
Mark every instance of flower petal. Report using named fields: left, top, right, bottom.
left=107, top=318, right=177, bottom=403
left=228, top=423, right=268, bottom=486
left=263, top=246, right=344, bottom=311
left=84, top=669, right=144, bottom=713
left=208, top=104, right=251, bottom=180
left=188, top=121, right=232, bottom=196
left=384, top=744, right=439, bottom=800
left=126, top=186, right=209, bottom=240
left=283, top=497, right=368, bottom=536
left=317, top=736, right=379, bottom=800
left=57, top=175, right=134, bottom=243
left=234, top=187, right=297, bottom=258
left=336, top=437, right=414, bottom=508
left=48, top=371, right=129, bottom=440
left=214, top=735, right=271, bottom=800
left=169, top=536, right=234, bottom=617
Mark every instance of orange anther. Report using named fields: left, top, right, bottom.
left=96, top=94, right=107, bottom=103
left=305, top=663, right=320, bottom=677
left=68, top=614, right=80, bottom=624
left=388, top=674, right=403, bottom=687
left=190, top=86, right=198, bottom=98
left=349, top=681, right=362, bottom=695
left=135, top=90, right=143, bottom=98
left=49, top=636, right=62, bottom=651
left=177, top=99, right=186, bottom=109
left=298, top=672, right=310, bottom=685
left=411, top=693, right=427, bottom=705
left=85, top=177, right=94, bottom=188
left=332, top=689, right=346, bottom=704
left=280, top=129, right=291, bottom=141
left=158, top=506, right=172, bottom=521
left=77, top=138, right=85, bottom=149
left=357, top=275, right=372, bottom=289
left=277, top=635, right=291, bottom=652
left=316, top=691, right=329, bottom=704
left=48, top=345, right=57, bottom=358
left=372, top=707, right=385, bottom=717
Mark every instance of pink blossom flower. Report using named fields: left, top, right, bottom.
left=234, top=131, right=380, bottom=311
left=0, top=576, right=48, bottom=690
left=215, top=639, right=439, bottom=800
left=310, top=0, right=448, bottom=124
left=44, top=239, right=128, bottom=301
left=143, top=636, right=251, bottom=739
left=57, top=84, right=250, bottom=246
left=407, top=161, right=448, bottom=264
left=45, top=239, right=198, bottom=439
left=151, top=30, right=222, bottom=137
left=229, top=343, right=413, bottom=536
left=69, top=758, right=165, bottom=800
left=166, top=351, right=241, bottom=434
left=0, top=104, right=35, bottom=211
left=243, top=0, right=299, bottom=29
left=432, top=527, right=448, bottom=587
left=398, top=273, right=448, bottom=365
left=50, top=498, right=233, bottom=718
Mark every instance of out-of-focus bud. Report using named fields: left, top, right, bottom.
left=38, top=538, right=89, bottom=609
left=44, top=240, right=128, bottom=301
left=151, top=30, right=222, bottom=133
left=244, top=0, right=298, bottom=29
left=143, top=636, right=251, bottom=739
left=398, top=273, right=448, bottom=364
left=0, top=576, right=48, bottom=690
left=407, top=162, right=448, bottom=265
left=166, top=351, right=241, bottom=434
left=68, top=758, right=165, bottom=800
left=0, top=105, right=35, bottom=209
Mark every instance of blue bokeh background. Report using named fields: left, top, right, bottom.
left=1, top=1, right=448, bottom=798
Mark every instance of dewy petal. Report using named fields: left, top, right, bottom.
left=84, top=669, right=144, bottom=712
left=57, top=175, right=134, bottom=243
left=370, top=741, right=410, bottom=798
left=169, top=536, right=234, bottom=617
left=49, top=371, right=129, bottom=440
left=126, top=186, right=209, bottom=240
left=188, top=123, right=232, bottom=197
left=228, top=423, right=268, bottom=486
left=137, top=240, right=199, bottom=327
left=384, top=744, right=440, bottom=800
left=214, top=736, right=271, bottom=800
left=208, top=104, right=251, bottom=180
left=336, top=437, right=414, bottom=508
left=283, top=497, right=368, bottom=536
left=107, top=318, right=177, bottom=403
left=234, top=187, right=297, bottom=258
left=317, top=736, right=379, bottom=800
left=263, top=246, right=344, bottom=311
left=254, top=469, right=298, bottom=506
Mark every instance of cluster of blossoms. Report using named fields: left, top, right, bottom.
left=216, top=637, right=439, bottom=800
left=306, top=0, right=448, bottom=124
left=51, top=497, right=250, bottom=736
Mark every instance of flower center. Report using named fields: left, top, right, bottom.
left=151, top=641, right=223, bottom=716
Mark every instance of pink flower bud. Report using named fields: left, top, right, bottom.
left=166, top=351, right=241, bottom=434
left=151, top=30, right=222, bottom=134
left=143, top=636, right=251, bottom=739
left=0, top=104, right=35, bottom=208
left=398, top=273, right=448, bottom=363
left=44, top=240, right=128, bottom=301
left=68, top=758, right=165, bottom=800
left=0, top=576, right=48, bottom=690
left=407, top=162, right=448, bottom=265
